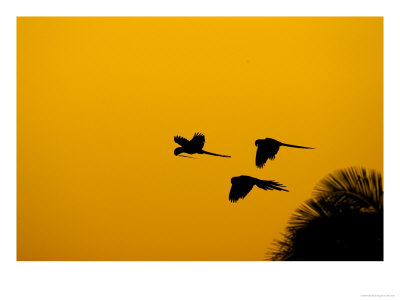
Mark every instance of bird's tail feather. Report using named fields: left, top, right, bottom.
left=281, top=143, right=314, bottom=149
left=201, top=150, right=231, bottom=158
left=255, top=180, right=289, bottom=192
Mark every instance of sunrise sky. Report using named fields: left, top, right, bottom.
left=17, top=17, right=383, bottom=260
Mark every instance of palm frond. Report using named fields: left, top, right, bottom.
left=267, top=167, right=383, bottom=261
left=313, top=167, right=383, bottom=213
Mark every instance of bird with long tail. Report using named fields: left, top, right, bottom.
left=255, top=138, right=314, bottom=168
left=174, top=132, right=231, bottom=158
left=229, top=175, right=288, bottom=202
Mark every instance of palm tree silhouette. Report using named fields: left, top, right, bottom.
left=267, top=167, right=383, bottom=261
left=229, top=175, right=288, bottom=202
left=255, top=138, right=314, bottom=168
left=174, top=132, right=231, bottom=158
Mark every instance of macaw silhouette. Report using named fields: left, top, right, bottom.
left=174, top=132, right=231, bottom=158
left=229, top=175, right=288, bottom=202
left=255, top=138, right=314, bottom=168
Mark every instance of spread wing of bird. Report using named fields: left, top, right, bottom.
left=174, top=135, right=190, bottom=147
left=190, top=132, right=205, bottom=149
left=256, top=143, right=280, bottom=168
left=229, top=178, right=255, bottom=203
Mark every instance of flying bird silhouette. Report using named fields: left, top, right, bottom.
left=255, top=138, right=314, bottom=168
left=229, top=175, right=288, bottom=202
left=174, top=132, right=231, bottom=158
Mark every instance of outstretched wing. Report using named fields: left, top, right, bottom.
left=174, top=135, right=190, bottom=147
left=256, top=144, right=280, bottom=168
left=229, top=180, right=255, bottom=203
left=190, top=132, right=205, bottom=149
left=255, top=179, right=289, bottom=192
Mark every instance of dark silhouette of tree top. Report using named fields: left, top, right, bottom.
left=174, top=132, right=231, bottom=158
left=268, top=167, right=383, bottom=261
left=229, top=175, right=288, bottom=203
left=255, top=138, right=314, bottom=168
left=313, top=166, right=383, bottom=213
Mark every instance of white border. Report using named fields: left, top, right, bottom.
left=1, top=1, right=399, bottom=299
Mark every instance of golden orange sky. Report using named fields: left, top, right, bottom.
left=17, top=17, right=383, bottom=260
